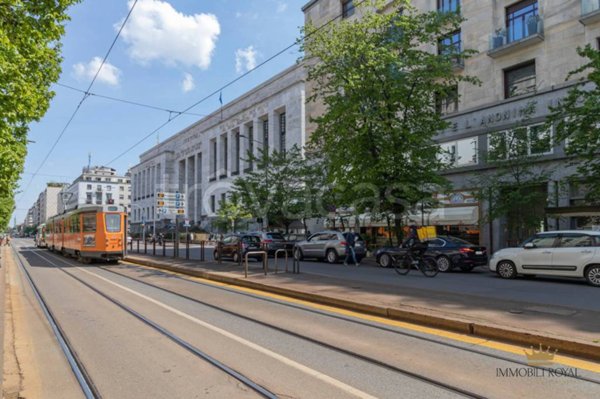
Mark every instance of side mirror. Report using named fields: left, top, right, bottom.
left=523, top=242, right=535, bottom=249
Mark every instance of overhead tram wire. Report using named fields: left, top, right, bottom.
left=18, top=0, right=139, bottom=200
left=104, top=0, right=369, bottom=166
left=55, top=82, right=207, bottom=118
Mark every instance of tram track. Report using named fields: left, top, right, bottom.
left=11, top=246, right=101, bottom=399
left=28, top=246, right=488, bottom=399
left=115, top=259, right=600, bottom=386
left=13, top=245, right=278, bottom=399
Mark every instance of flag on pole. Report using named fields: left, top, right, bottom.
left=219, top=91, right=223, bottom=121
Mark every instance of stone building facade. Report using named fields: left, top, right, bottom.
left=58, top=166, right=131, bottom=215
left=130, top=64, right=306, bottom=235
left=303, top=0, right=600, bottom=250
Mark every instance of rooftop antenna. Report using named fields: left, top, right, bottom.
left=87, top=152, right=91, bottom=170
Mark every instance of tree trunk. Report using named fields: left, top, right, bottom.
left=385, top=214, right=393, bottom=247
left=394, top=213, right=403, bottom=247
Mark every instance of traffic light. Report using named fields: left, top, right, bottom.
left=157, top=192, right=164, bottom=198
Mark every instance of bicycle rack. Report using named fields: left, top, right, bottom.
left=244, top=251, right=268, bottom=278
left=274, top=249, right=288, bottom=273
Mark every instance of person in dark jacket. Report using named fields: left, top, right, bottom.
left=402, top=225, right=420, bottom=249
left=344, top=229, right=359, bottom=267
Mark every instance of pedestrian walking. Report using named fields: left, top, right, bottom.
left=344, top=229, right=359, bottom=267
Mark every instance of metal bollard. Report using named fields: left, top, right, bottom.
left=217, top=242, right=222, bottom=264
left=137, top=239, right=140, bottom=253
left=292, top=245, right=301, bottom=274
left=130, top=240, right=133, bottom=251
left=144, top=239, right=147, bottom=254
left=172, top=236, right=176, bottom=258
left=200, top=240, right=205, bottom=262
left=162, top=239, right=166, bottom=256
left=153, top=240, right=156, bottom=256
left=238, top=241, right=243, bottom=267
left=186, top=234, right=190, bottom=260
left=274, top=249, right=288, bottom=274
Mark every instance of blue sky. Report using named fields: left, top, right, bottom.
left=14, top=0, right=306, bottom=224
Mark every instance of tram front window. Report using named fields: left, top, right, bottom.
left=105, top=214, right=121, bottom=233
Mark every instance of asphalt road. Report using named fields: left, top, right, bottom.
left=7, top=239, right=600, bottom=398
left=122, top=240, right=600, bottom=312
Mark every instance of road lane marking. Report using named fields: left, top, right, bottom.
left=77, top=267, right=379, bottom=399
left=120, top=260, right=600, bottom=374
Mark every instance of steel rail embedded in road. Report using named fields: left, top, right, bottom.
left=116, top=259, right=600, bottom=387
left=99, top=265, right=487, bottom=399
left=23, top=248, right=278, bottom=399
left=11, top=246, right=101, bottom=399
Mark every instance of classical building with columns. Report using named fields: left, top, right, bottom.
left=130, top=64, right=306, bottom=234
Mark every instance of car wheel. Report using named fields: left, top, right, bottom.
left=436, top=256, right=452, bottom=272
left=585, top=265, right=600, bottom=287
left=294, top=248, right=304, bottom=261
left=233, top=251, right=240, bottom=263
left=379, top=253, right=392, bottom=268
left=213, top=250, right=219, bottom=260
left=497, top=260, right=517, bottom=279
left=326, top=249, right=338, bottom=264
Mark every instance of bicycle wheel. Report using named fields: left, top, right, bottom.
left=393, top=256, right=411, bottom=275
left=420, top=257, right=439, bottom=277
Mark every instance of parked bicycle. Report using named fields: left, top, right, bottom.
left=390, top=242, right=439, bottom=277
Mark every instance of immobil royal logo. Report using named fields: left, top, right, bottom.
left=523, top=344, right=558, bottom=366
left=496, top=344, right=578, bottom=378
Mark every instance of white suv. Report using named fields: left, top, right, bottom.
left=489, top=231, right=600, bottom=287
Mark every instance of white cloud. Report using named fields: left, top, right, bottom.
left=276, top=2, right=288, bottom=13
left=73, top=57, right=121, bottom=86
left=181, top=73, right=195, bottom=92
left=235, top=46, right=257, bottom=74
left=120, top=0, right=220, bottom=69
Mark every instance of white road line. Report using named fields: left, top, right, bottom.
left=76, top=267, right=378, bottom=399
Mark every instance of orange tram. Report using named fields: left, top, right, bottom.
left=46, top=205, right=127, bottom=264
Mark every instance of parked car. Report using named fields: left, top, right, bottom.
left=375, top=235, right=488, bottom=272
left=247, top=231, right=290, bottom=255
left=490, top=230, right=600, bottom=287
left=293, top=231, right=367, bottom=264
left=213, top=234, right=262, bottom=263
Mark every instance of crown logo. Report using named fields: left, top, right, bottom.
left=523, top=344, right=558, bottom=366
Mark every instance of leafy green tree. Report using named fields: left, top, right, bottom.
left=547, top=44, right=600, bottom=202
left=216, top=195, right=252, bottom=233
left=472, top=102, right=551, bottom=247
left=301, top=0, right=478, bottom=243
left=232, top=145, right=325, bottom=233
left=0, top=0, right=79, bottom=229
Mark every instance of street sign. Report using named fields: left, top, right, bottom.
left=183, top=219, right=190, bottom=228
left=156, top=191, right=186, bottom=216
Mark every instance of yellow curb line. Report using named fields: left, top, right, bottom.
left=121, top=258, right=600, bottom=374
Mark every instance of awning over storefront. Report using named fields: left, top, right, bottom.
left=545, top=206, right=600, bottom=217
left=405, top=206, right=479, bottom=226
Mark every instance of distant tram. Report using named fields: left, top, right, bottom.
left=46, top=205, right=127, bottom=263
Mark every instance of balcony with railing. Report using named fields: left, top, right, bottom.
left=580, top=0, right=600, bottom=25
left=488, top=15, right=544, bottom=58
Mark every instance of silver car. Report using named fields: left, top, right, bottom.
left=293, top=231, right=366, bottom=263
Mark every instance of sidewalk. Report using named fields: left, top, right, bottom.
left=124, top=253, right=600, bottom=361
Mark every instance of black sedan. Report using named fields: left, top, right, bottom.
left=375, top=236, right=488, bottom=272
